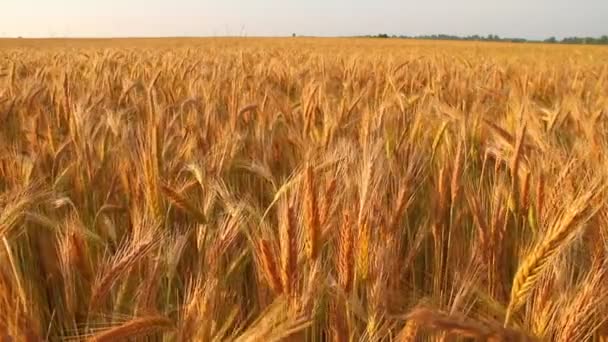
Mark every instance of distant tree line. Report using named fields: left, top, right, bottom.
left=366, top=33, right=608, bottom=45
left=557, top=36, right=608, bottom=45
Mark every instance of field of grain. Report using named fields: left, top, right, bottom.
left=1, top=38, right=608, bottom=341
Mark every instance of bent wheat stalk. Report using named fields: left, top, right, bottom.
left=505, top=181, right=605, bottom=326
left=86, top=315, right=173, bottom=342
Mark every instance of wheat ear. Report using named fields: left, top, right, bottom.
left=86, top=315, right=173, bottom=342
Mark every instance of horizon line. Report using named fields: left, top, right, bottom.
left=1, top=34, right=606, bottom=41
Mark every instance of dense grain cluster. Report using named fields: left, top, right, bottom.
left=1, top=37, right=608, bottom=341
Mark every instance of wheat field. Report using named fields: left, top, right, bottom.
left=1, top=37, right=608, bottom=341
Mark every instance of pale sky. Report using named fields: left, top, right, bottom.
left=2, top=0, right=607, bottom=39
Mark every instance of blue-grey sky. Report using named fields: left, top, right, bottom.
left=2, top=0, right=607, bottom=39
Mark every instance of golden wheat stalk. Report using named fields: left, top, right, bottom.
left=259, top=239, right=283, bottom=295
left=386, top=185, right=409, bottom=234
left=320, top=177, right=337, bottom=226
left=450, top=138, right=463, bottom=204
left=356, top=220, right=371, bottom=281
left=338, top=212, right=354, bottom=293
left=396, top=320, right=418, bottom=342
left=330, top=299, right=349, bottom=342
left=521, top=170, right=531, bottom=213
left=90, top=232, right=156, bottom=310
left=86, top=315, right=173, bottom=342
left=536, top=173, right=545, bottom=222
left=407, top=306, right=534, bottom=341
left=160, top=183, right=207, bottom=224
left=510, top=123, right=526, bottom=206
left=280, top=203, right=297, bottom=298
left=505, top=183, right=603, bottom=325
left=304, top=165, right=320, bottom=262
